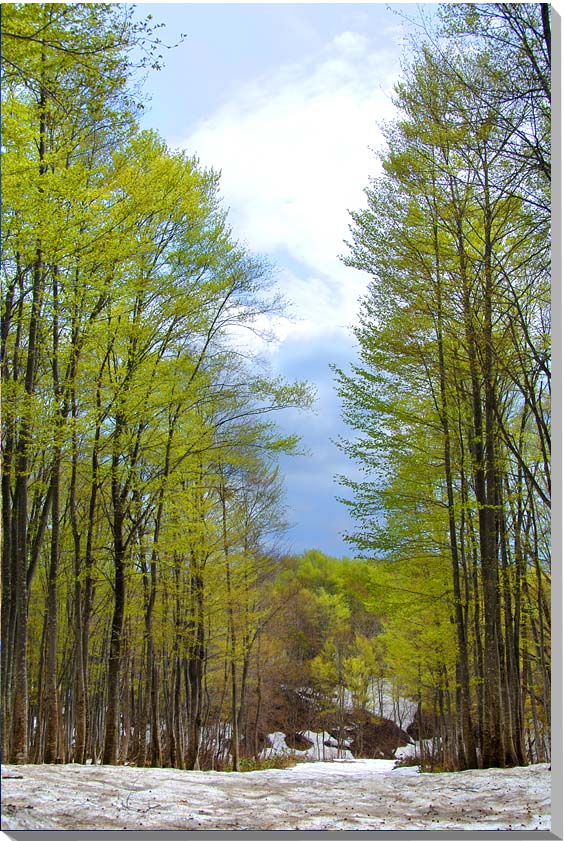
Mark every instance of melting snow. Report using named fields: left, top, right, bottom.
left=1, top=760, right=550, bottom=831
left=262, top=730, right=354, bottom=761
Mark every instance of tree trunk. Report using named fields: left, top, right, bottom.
left=433, top=217, right=478, bottom=770
left=43, top=454, right=61, bottom=763
left=185, top=558, right=205, bottom=770
left=102, top=439, right=126, bottom=765
left=479, top=159, right=505, bottom=768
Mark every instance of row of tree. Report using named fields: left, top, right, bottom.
left=335, top=3, right=551, bottom=770
left=1, top=2, right=551, bottom=774
left=1, top=3, right=312, bottom=767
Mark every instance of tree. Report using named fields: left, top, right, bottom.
left=1, top=1, right=154, bottom=764
left=335, top=4, right=550, bottom=769
left=1, top=3, right=314, bottom=768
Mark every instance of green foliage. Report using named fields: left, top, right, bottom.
left=1, top=2, right=314, bottom=767
left=1, top=1, right=550, bottom=772
left=237, top=755, right=302, bottom=772
left=334, top=2, right=550, bottom=769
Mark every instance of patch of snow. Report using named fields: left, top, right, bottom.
left=0, top=761, right=551, bottom=831
left=361, top=680, right=419, bottom=727
left=395, top=742, right=417, bottom=759
left=263, top=730, right=289, bottom=754
left=262, top=730, right=354, bottom=761
left=394, top=739, right=433, bottom=760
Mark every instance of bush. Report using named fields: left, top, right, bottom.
left=237, top=755, right=303, bottom=772
left=394, top=755, right=420, bottom=769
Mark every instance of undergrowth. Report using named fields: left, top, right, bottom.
left=236, top=755, right=304, bottom=772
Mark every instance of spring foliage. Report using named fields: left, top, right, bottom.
left=1, top=3, right=313, bottom=767
left=334, top=3, right=550, bottom=769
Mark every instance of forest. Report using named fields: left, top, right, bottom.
left=1, top=2, right=550, bottom=778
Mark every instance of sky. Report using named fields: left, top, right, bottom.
left=133, top=3, right=432, bottom=558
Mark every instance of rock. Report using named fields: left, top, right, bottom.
left=285, top=732, right=314, bottom=751
left=333, top=711, right=412, bottom=759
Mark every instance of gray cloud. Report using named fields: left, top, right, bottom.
left=269, top=326, right=365, bottom=557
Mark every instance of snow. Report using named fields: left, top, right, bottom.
left=348, top=680, right=419, bottom=728
left=394, top=739, right=433, bottom=760
left=1, top=760, right=551, bottom=831
left=262, top=730, right=354, bottom=761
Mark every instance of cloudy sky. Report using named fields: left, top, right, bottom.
left=135, top=3, right=429, bottom=557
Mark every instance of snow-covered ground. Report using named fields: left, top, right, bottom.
left=1, top=760, right=550, bottom=831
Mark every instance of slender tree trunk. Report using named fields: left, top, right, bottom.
left=43, top=453, right=61, bottom=764
left=186, top=554, right=205, bottom=770
left=11, top=21, right=51, bottom=763
left=253, top=641, right=262, bottom=759
left=11, top=253, right=45, bottom=764
left=71, top=436, right=87, bottom=763
left=455, top=197, right=504, bottom=768
left=480, top=158, right=505, bottom=768
left=44, top=269, right=65, bottom=765
left=102, top=429, right=127, bottom=765
left=221, top=488, right=241, bottom=772
left=432, top=218, right=477, bottom=770
left=119, top=646, right=131, bottom=763
left=1, top=430, right=15, bottom=762
left=79, top=390, right=102, bottom=763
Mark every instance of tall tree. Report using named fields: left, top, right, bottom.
left=334, top=4, right=550, bottom=769
left=2, top=4, right=314, bottom=768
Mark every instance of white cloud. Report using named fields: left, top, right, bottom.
left=331, top=30, right=370, bottom=56
left=180, top=30, right=400, bottom=342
